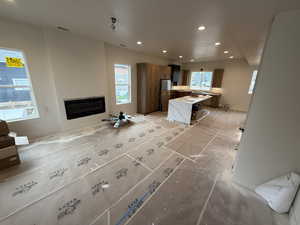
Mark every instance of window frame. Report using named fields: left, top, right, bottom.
left=248, top=70, right=258, bottom=94
left=190, top=71, right=213, bottom=91
left=114, top=64, right=132, bottom=105
left=0, top=47, right=40, bottom=122
left=12, top=78, right=30, bottom=91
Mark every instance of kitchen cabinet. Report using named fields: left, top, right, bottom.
left=210, top=95, right=221, bottom=107
left=170, top=90, right=192, bottom=99
left=212, top=69, right=224, bottom=88
left=160, top=66, right=171, bottom=79
left=169, top=64, right=181, bottom=85
left=182, top=70, right=189, bottom=85
left=192, top=91, right=221, bottom=108
left=137, top=63, right=171, bottom=114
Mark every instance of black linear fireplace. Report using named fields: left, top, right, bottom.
left=64, top=96, right=106, bottom=120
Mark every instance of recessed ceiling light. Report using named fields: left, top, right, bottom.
left=190, top=59, right=195, bottom=62
left=179, top=56, right=183, bottom=58
left=224, top=50, right=229, bottom=54
left=215, top=42, right=221, bottom=46
left=198, top=26, right=206, bottom=31
left=229, top=56, right=234, bottom=59
left=137, top=41, right=143, bottom=45
left=162, top=50, right=167, bottom=54
left=101, top=183, right=110, bottom=189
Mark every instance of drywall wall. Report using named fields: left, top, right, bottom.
left=0, top=19, right=61, bottom=138
left=105, top=43, right=171, bottom=114
left=44, top=29, right=108, bottom=131
left=233, top=10, right=300, bottom=191
left=0, top=19, right=172, bottom=138
left=0, top=19, right=110, bottom=138
left=290, top=192, right=300, bottom=225
left=183, top=59, right=253, bottom=112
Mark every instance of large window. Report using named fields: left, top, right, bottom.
left=0, top=48, right=39, bottom=122
left=248, top=70, right=258, bottom=94
left=114, top=64, right=131, bottom=104
left=190, top=71, right=213, bottom=90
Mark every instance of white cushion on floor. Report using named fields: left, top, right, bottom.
left=255, top=172, right=300, bottom=213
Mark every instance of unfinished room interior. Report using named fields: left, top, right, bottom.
left=0, top=0, right=299, bottom=224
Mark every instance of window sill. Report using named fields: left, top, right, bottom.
left=7, top=115, right=40, bottom=123
left=116, top=102, right=131, bottom=105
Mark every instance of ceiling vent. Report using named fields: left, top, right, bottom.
left=57, top=26, right=70, bottom=32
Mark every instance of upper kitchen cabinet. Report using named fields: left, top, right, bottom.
left=160, top=65, right=171, bottom=79
left=181, top=70, right=189, bottom=86
left=212, top=69, right=224, bottom=88
left=169, top=64, right=181, bottom=85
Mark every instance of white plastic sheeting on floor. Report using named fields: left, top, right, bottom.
left=255, top=172, right=300, bottom=213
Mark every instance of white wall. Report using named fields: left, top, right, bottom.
left=0, top=19, right=61, bottom=138
left=44, top=29, right=109, bottom=131
left=0, top=19, right=172, bottom=138
left=233, top=11, right=300, bottom=192
left=183, top=59, right=253, bottom=112
left=105, top=43, right=171, bottom=114
left=0, top=19, right=110, bottom=138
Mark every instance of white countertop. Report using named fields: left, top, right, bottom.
left=167, top=95, right=211, bottom=124
left=169, top=95, right=212, bottom=105
left=171, top=87, right=222, bottom=96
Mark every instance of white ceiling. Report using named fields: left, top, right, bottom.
left=1, top=0, right=300, bottom=65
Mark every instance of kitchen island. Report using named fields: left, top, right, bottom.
left=167, top=95, right=212, bottom=124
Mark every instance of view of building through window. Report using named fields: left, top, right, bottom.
left=190, top=71, right=213, bottom=90
left=248, top=70, right=258, bottom=94
left=0, top=48, right=39, bottom=122
left=114, top=64, right=131, bottom=104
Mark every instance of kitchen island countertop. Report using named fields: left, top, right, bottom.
left=167, top=95, right=212, bottom=124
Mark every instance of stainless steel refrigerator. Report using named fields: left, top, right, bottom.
left=160, top=79, right=172, bottom=112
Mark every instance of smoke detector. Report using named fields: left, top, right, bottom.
left=111, top=17, right=118, bottom=31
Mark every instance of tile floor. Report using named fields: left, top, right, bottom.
left=0, top=108, right=287, bottom=225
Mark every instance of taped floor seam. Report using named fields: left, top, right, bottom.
left=123, top=158, right=186, bottom=225
left=196, top=173, right=219, bottom=225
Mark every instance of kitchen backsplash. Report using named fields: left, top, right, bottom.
left=171, top=86, right=223, bottom=94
